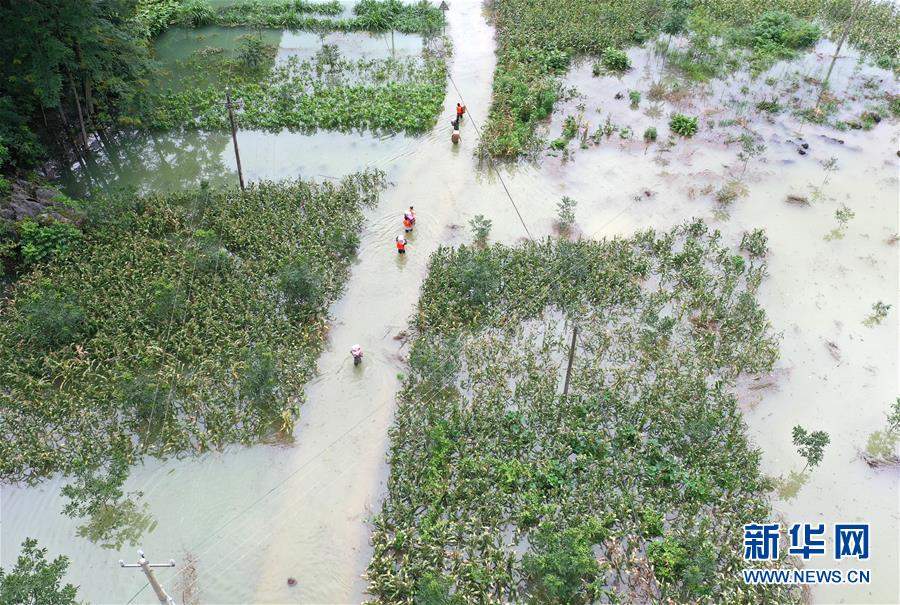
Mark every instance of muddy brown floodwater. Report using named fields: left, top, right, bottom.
left=2, top=2, right=897, bottom=604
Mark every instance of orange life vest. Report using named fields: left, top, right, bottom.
left=396, top=239, right=406, bottom=251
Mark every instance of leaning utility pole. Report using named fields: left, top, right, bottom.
left=225, top=87, right=246, bottom=191
left=562, top=323, right=578, bottom=397
left=120, top=549, right=177, bottom=605
left=816, top=0, right=866, bottom=110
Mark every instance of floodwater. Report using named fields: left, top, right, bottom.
left=3, top=3, right=898, bottom=604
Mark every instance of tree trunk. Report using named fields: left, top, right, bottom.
left=74, top=41, right=94, bottom=119
left=68, top=74, right=90, bottom=154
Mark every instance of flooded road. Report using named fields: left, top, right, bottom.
left=2, top=2, right=897, bottom=604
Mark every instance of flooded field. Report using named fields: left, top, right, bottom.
left=1, top=1, right=897, bottom=604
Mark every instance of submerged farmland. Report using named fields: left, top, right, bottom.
left=0, top=171, right=385, bottom=483
left=368, top=221, right=797, bottom=603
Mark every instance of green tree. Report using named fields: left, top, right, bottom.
left=0, top=0, right=153, bottom=165
left=0, top=539, right=79, bottom=605
left=792, top=425, right=830, bottom=470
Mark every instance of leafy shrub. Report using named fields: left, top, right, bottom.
left=740, top=229, right=768, bottom=258
left=628, top=90, right=641, bottom=108
left=18, top=219, right=82, bottom=266
left=792, top=425, right=830, bottom=469
left=469, top=214, right=492, bottom=247
left=236, top=34, right=274, bottom=71
left=522, top=524, right=604, bottom=604
left=0, top=539, right=79, bottom=604
left=863, top=301, right=892, bottom=327
left=61, top=454, right=155, bottom=550
left=643, top=126, right=658, bottom=143
left=748, top=11, right=820, bottom=50
left=18, top=288, right=91, bottom=350
left=240, top=348, right=277, bottom=403
left=601, top=47, right=631, bottom=72
left=669, top=113, right=699, bottom=137
left=556, top=196, right=577, bottom=233
left=173, top=0, right=214, bottom=27
left=738, top=11, right=821, bottom=72
left=413, top=572, right=464, bottom=605
left=147, top=279, right=187, bottom=326
left=278, top=257, right=324, bottom=310
left=647, top=536, right=688, bottom=582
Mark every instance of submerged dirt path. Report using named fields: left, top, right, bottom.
left=251, top=4, right=503, bottom=602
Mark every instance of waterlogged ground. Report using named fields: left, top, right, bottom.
left=3, top=2, right=898, bottom=603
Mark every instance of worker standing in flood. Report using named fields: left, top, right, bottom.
left=395, top=235, right=407, bottom=254
left=350, top=344, right=363, bottom=366
left=403, top=206, right=416, bottom=233
left=451, top=116, right=460, bottom=145
left=456, top=103, right=466, bottom=123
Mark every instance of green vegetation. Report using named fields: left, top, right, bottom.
left=135, top=0, right=442, bottom=35
left=0, top=1, right=155, bottom=169
left=863, top=301, right=892, bottom=327
left=144, top=44, right=447, bottom=135
left=643, top=125, right=658, bottom=143
left=865, top=398, right=900, bottom=466
left=792, top=425, right=830, bottom=470
left=208, top=0, right=443, bottom=34
left=18, top=218, right=83, bottom=267
left=740, top=228, right=769, bottom=258
left=0, top=0, right=445, bottom=176
left=628, top=90, right=642, bottom=108
left=555, top=196, right=577, bottom=234
left=669, top=113, right=699, bottom=137
left=61, top=453, right=156, bottom=549
left=368, top=220, right=796, bottom=603
left=482, top=0, right=900, bottom=157
left=824, top=203, right=854, bottom=240
left=0, top=539, right=79, bottom=604
left=468, top=214, right=492, bottom=247
left=601, top=47, right=631, bottom=72
left=0, top=171, right=386, bottom=483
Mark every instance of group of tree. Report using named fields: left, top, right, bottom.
left=0, top=0, right=155, bottom=172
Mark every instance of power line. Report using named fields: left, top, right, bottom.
left=127, top=18, right=647, bottom=601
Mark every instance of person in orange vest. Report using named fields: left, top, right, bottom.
left=456, top=103, right=466, bottom=122
left=395, top=235, right=407, bottom=254
left=403, top=206, right=416, bottom=233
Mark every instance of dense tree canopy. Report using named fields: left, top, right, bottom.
left=0, top=0, right=153, bottom=168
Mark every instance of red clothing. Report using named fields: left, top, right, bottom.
left=456, top=105, right=465, bottom=117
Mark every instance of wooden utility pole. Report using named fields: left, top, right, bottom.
left=562, top=324, right=578, bottom=397
left=120, top=549, right=177, bottom=605
left=225, top=88, right=246, bottom=191
left=817, top=0, right=866, bottom=110
left=439, top=1, right=449, bottom=36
